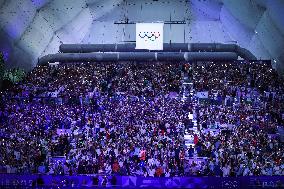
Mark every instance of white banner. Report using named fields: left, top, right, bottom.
left=196, top=91, right=209, bottom=98
left=136, top=23, right=163, bottom=50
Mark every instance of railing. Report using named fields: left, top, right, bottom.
left=0, top=174, right=284, bottom=188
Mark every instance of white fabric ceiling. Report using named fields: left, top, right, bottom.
left=0, top=0, right=283, bottom=73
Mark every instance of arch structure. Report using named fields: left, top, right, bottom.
left=0, top=0, right=283, bottom=72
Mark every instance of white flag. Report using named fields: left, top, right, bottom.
left=136, top=23, right=163, bottom=50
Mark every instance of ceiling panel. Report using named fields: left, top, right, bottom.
left=0, top=0, right=283, bottom=71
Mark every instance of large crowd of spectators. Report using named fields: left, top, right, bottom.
left=0, top=61, right=284, bottom=177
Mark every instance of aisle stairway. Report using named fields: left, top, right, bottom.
left=181, top=73, right=193, bottom=100
left=181, top=68, right=199, bottom=156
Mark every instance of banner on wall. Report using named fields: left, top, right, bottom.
left=1, top=174, right=284, bottom=188
left=136, top=23, right=164, bottom=50
left=196, top=91, right=209, bottom=99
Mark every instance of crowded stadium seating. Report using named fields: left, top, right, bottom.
left=1, top=60, right=284, bottom=180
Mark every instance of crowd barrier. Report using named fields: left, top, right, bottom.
left=0, top=174, right=284, bottom=188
